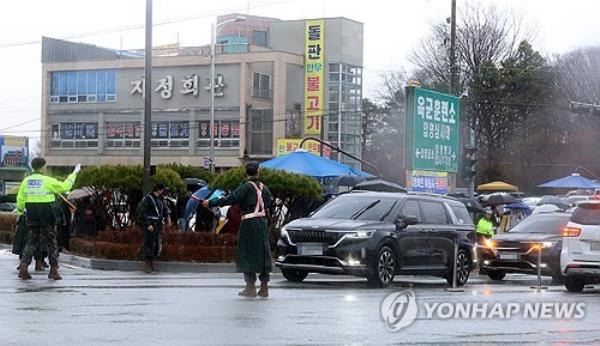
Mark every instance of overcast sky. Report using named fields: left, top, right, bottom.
left=0, top=0, right=599, bottom=144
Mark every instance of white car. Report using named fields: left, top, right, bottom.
left=560, top=200, right=600, bottom=292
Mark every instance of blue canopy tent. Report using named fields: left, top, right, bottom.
left=259, top=149, right=372, bottom=178
left=537, top=173, right=600, bottom=189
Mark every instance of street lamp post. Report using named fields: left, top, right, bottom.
left=209, top=16, right=246, bottom=174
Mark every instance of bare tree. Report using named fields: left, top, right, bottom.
left=410, top=2, right=534, bottom=94
left=30, top=140, right=42, bottom=159
left=360, top=71, right=408, bottom=183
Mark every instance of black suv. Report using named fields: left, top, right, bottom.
left=276, top=191, right=476, bottom=287
left=479, top=212, right=570, bottom=283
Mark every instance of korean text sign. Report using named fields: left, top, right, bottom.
left=412, top=88, right=460, bottom=172
left=276, top=139, right=330, bottom=158
left=304, top=19, right=325, bottom=136
left=409, top=170, right=449, bottom=195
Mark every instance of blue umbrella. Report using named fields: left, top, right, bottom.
left=504, top=201, right=533, bottom=216
left=260, top=149, right=372, bottom=178
left=537, top=173, right=600, bottom=189
left=184, top=186, right=212, bottom=220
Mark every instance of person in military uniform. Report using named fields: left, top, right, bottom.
left=16, top=157, right=80, bottom=280
left=139, top=182, right=167, bottom=273
left=204, top=163, right=272, bottom=298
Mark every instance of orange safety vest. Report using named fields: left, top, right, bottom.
left=241, top=181, right=266, bottom=221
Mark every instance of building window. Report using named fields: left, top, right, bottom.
left=50, top=122, right=98, bottom=148
left=106, top=122, right=141, bottom=147
left=50, top=69, right=117, bottom=104
left=197, top=120, right=240, bottom=148
left=247, top=109, right=273, bottom=155
left=252, top=30, right=267, bottom=47
left=252, top=72, right=272, bottom=99
left=327, top=63, right=363, bottom=167
left=151, top=121, right=190, bottom=148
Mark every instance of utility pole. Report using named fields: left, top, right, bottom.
left=449, top=0, right=457, bottom=95
left=449, top=0, right=474, bottom=197
left=142, top=0, right=153, bottom=195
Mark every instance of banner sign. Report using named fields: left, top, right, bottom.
left=407, top=87, right=460, bottom=172
left=408, top=170, right=449, bottom=195
left=276, top=139, right=331, bottom=158
left=304, top=19, right=325, bottom=136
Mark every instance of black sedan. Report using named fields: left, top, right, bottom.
left=479, top=212, right=570, bottom=283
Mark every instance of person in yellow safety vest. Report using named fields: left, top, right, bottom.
left=16, top=157, right=80, bottom=280
left=476, top=208, right=495, bottom=245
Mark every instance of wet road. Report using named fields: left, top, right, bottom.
left=1, top=249, right=600, bottom=345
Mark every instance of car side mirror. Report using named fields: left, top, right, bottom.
left=395, top=215, right=419, bottom=230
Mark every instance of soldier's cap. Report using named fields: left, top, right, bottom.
left=245, top=162, right=259, bottom=176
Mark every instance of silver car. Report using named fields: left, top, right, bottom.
left=560, top=200, right=600, bottom=292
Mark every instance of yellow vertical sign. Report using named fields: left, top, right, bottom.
left=304, top=19, right=325, bottom=136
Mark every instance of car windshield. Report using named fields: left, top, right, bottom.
left=311, top=195, right=398, bottom=221
left=571, top=204, right=600, bottom=225
left=509, top=214, right=569, bottom=234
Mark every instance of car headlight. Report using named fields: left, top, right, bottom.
left=542, top=241, right=554, bottom=248
left=350, top=230, right=376, bottom=238
left=484, top=238, right=496, bottom=249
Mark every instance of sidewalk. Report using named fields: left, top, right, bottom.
left=1, top=243, right=279, bottom=274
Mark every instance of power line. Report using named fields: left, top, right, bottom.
left=0, top=118, right=42, bottom=131
left=0, top=0, right=293, bottom=49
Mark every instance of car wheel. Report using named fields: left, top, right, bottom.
left=446, top=248, right=471, bottom=286
left=487, top=270, right=506, bottom=281
left=281, top=268, right=309, bottom=283
left=367, top=245, right=396, bottom=288
left=564, top=277, right=585, bottom=293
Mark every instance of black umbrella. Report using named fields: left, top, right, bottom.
left=184, top=178, right=207, bottom=188
left=456, top=197, right=484, bottom=213
left=353, top=179, right=408, bottom=193
left=483, top=193, right=517, bottom=206
left=330, top=175, right=367, bottom=188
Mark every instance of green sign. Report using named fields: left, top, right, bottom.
left=408, top=87, right=460, bottom=172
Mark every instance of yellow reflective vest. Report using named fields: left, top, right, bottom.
left=476, top=218, right=494, bottom=237
left=17, top=171, right=77, bottom=225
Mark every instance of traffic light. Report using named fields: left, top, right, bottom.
left=462, top=145, right=477, bottom=182
left=570, top=101, right=600, bottom=116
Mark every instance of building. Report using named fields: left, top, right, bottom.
left=41, top=14, right=363, bottom=170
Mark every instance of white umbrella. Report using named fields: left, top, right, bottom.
left=67, top=187, right=94, bottom=201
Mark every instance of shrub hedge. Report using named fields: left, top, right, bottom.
left=69, top=227, right=237, bottom=262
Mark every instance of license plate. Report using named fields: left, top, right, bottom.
left=498, top=252, right=518, bottom=261
left=590, top=242, right=600, bottom=251
left=297, top=243, right=324, bottom=256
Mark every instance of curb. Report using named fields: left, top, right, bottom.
left=2, top=242, right=280, bottom=274
left=61, top=253, right=239, bottom=273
